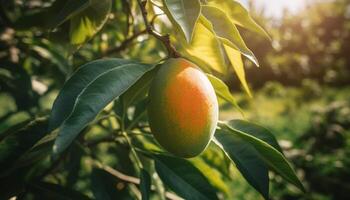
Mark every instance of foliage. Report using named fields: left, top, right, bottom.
left=222, top=85, right=350, bottom=200
left=0, top=0, right=308, bottom=199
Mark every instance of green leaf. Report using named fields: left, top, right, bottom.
left=27, top=181, right=90, bottom=200
left=49, top=0, right=90, bottom=28
left=214, top=130, right=269, bottom=200
left=223, top=45, right=252, bottom=97
left=206, top=74, right=242, bottom=113
left=50, top=59, right=154, bottom=159
left=140, top=169, right=151, bottom=200
left=228, top=120, right=283, bottom=153
left=201, top=5, right=259, bottom=66
left=154, top=154, right=218, bottom=200
left=69, top=0, right=112, bottom=44
left=121, top=66, right=159, bottom=110
left=0, top=117, right=48, bottom=176
left=219, top=120, right=305, bottom=192
left=49, top=59, right=136, bottom=131
left=206, top=0, right=270, bottom=40
left=163, top=0, right=201, bottom=42
left=176, top=16, right=227, bottom=73
left=91, top=168, right=122, bottom=200
left=189, top=156, right=230, bottom=195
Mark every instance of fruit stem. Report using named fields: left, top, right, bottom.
left=136, top=0, right=181, bottom=58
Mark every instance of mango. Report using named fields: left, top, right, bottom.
left=148, top=58, right=218, bottom=158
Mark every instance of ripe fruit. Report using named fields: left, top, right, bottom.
left=148, top=58, right=218, bottom=158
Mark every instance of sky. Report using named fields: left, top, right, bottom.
left=238, top=0, right=306, bottom=18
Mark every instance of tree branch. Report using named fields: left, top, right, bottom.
left=136, top=0, right=180, bottom=58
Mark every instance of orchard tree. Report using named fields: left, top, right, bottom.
left=0, top=0, right=305, bottom=199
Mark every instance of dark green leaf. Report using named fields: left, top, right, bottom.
left=50, top=58, right=154, bottom=159
left=215, top=129, right=269, bottom=200
left=91, top=168, right=122, bottom=200
left=154, top=154, right=218, bottom=200
left=121, top=65, right=159, bottom=109
left=13, top=0, right=89, bottom=30
left=49, top=59, right=137, bottom=131
left=66, top=143, right=84, bottom=187
left=228, top=120, right=283, bottom=153
left=49, top=0, right=90, bottom=28
left=27, top=181, right=90, bottom=200
left=140, top=169, right=151, bottom=200
left=0, top=117, right=48, bottom=175
left=219, top=120, right=305, bottom=192
left=163, top=0, right=201, bottom=42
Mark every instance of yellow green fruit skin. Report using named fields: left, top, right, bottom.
left=148, top=58, right=219, bottom=158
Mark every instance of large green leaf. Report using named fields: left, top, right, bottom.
left=214, top=130, right=269, bottom=200
left=201, top=5, right=259, bottom=66
left=163, top=0, right=201, bottom=42
left=206, top=0, right=270, bottom=40
left=206, top=74, right=242, bottom=113
left=140, top=169, right=151, bottom=200
left=49, top=59, right=136, bottom=131
left=154, top=154, right=218, bottom=200
left=218, top=120, right=305, bottom=192
left=50, top=59, right=153, bottom=159
left=177, top=16, right=227, bottom=73
left=69, top=0, right=112, bottom=44
left=223, top=45, right=252, bottom=97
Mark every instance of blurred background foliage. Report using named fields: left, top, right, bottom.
left=0, top=0, right=349, bottom=199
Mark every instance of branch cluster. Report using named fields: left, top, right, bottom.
left=137, top=0, right=180, bottom=58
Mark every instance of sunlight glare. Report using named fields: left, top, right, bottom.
left=239, top=0, right=306, bottom=17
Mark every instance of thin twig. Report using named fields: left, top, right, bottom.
left=91, top=159, right=182, bottom=200
left=122, top=0, right=132, bottom=37
left=79, top=141, right=182, bottom=200
left=136, top=0, right=180, bottom=58
left=150, top=13, right=165, bottom=27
